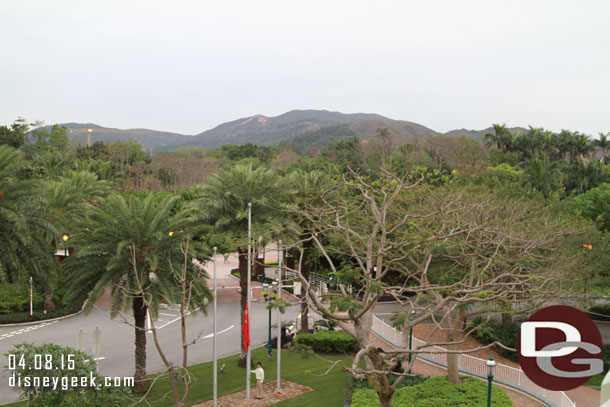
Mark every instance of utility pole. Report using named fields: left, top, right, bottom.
left=276, top=240, right=282, bottom=391
left=213, top=247, right=217, bottom=407
left=245, top=203, right=252, bottom=400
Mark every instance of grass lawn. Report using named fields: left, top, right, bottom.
left=142, top=347, right=354, bottom=406
left=2, top=347, right=355, bottom=407
left=585, top=374, right=604, bottom=389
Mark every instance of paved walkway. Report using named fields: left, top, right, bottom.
left=193, top=380, right=312, bottom=407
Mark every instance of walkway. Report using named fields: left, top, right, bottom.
left=193, top=380, right=312, bottom=407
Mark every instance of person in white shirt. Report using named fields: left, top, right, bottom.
left=250, top=362, right=265, bottom=399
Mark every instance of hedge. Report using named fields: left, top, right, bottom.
left=0, top=283, right=43, bottom=314
left=468, top=317, right=519, bottom=362
left=294, top=330, right=358, bottom=353
left=588, top=304, right=610, bottom=322
left=351, top=376, right=513, bottom=407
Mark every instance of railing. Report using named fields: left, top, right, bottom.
left=371, top=315, right=576, bottom=407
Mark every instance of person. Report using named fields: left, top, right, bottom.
left=223, top=252, right=229, bottom=263
left=250, top=361, right=264, bottom=399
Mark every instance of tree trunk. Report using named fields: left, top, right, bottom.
left=43, top=294, right=55, bottom=311
left=132, top=296, right=150, bottom=393
left=238, top=247, right=248, bottom=367
left=446, top=310, right=464, bottom=385
left=300, top=239, right=311, bottom=333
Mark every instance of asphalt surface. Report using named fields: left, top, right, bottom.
left=0, top=250, right=298, bottom=404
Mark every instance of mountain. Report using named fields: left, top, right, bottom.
left=54, top=110, right=528, bottom=151
left=184, top=110, right=440, bottom=149
left=56, top=123, right=191, bottom=150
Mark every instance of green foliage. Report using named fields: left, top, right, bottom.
left=0, top=146, right=55, bottom=283
left=587, top=304, right=610, bottom=321
left=313, top=318, right=338, bottom=331
left=352, top=376, right=513, bottom=407
left=347, top=374, right=426, bottom=392
left=6, top=342, right=126, bottom=407
left=294, top=330, right=358, bottom=353
left=0, top=283, right=42, bottom=314
left=467, top=317, right=519, bottom=362
left=0, top=309, right=77, bottom=325
left=572, top=183, right=610, bottom=232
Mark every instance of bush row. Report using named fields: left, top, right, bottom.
left=0, top=283, right=43, bottom=314
left=294, top=329, right=358, bottom=353
left=467, top=317, right=519, bottom=362
left=351, top=376, right=513, bottom=407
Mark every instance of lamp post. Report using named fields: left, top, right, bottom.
left=408, top=310, right=415, bottom=372
left=263, top=283, right=277, bottom=360
left=29, top=276, right=33, bottom=316
left=276, top=240, right=282, bottom=391
left=486, top=356, right=496, bottom=407
left=62, top=233, right=69, bottom=256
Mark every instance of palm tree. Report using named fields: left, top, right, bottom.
left=0, top=146, right=55, bottom=284
left=65, top=193, right=210, bottom=393
left=594, top=132, right=610, bottom=164
left=44, top=171, right=110, bottom=310
left=484, top=124, right=506, bottom=150
left=524, top=150, right=560, bottom=199
left=196, top=164, right=290, bottom=366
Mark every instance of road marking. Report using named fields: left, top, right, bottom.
left=0, top=320, right=58, bottom=341
left=203, top=325, right=235, bottom=339
left=159, top=313, right=176, bottom=317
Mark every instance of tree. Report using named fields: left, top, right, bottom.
left=288, top=169, right=584, bottom=406
left=48, top=124, right=69, bottom=150
left=594, top=132, right=610, bottom=164
left=572, top=183, right=610, bottom=232
left=285, top=168, right=328, bottom=333
left=0, top=118, right=30, bottom=148
left=65, top=193, right=206, bottom=393
left=44, top=171, right=110, bottom=310
left=0, top=146, right=55, bottom=284
left=195, top=163, right=290, bottom=366
left=523, top=150, right=561, bottom=198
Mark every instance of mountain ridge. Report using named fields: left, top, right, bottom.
left=51, top=110, right=525, bottom=151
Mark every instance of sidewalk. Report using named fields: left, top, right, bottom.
left=193, top=380, right=312, bottom=407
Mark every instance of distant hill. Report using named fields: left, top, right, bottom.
left=53, top=123, right=191, bottom=150
left=53, top=110, right=528, bottom=151
left=184, top=110, right=441, bottom=149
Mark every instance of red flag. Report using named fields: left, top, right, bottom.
left=242, top=303, right=250, bottom=350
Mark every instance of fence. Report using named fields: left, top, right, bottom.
left=371, top=315, right=576, bottom=407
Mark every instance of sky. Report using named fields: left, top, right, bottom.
left=1, top=0, right=609, bottom=136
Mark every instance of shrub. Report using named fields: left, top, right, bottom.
left=351, top=376, right=513, bottom=407
left=588, top=304, right=610, bottom=322
left=8, top=342, right=127, bottom=407
left=468, top=317, right=519, bottom=362
left=347, top=374, right=427, bottom=392
left=0, top=283, right=43, bottom=314
left=294, top=330, right=358, bottom=353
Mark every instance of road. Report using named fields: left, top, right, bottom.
left=0, top=250, right=298, bottom=404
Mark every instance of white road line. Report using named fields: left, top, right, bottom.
left=202, top=325, right=235, bottom=339
left=159, top=313, right=177, bottom=317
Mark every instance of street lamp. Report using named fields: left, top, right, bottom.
left=486, top=356, right=496, bottom=407
left=408, top=310, right=415, bottom=372
left=263, top=282, right=277, bottom=360
left=62, top=233, right=69, bottom=256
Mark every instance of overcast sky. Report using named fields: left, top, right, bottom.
left=1, top=1, right=609, bottom=135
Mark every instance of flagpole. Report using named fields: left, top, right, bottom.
left=213, top=246, right=217, bottom=407
left=276, top=240, right=282, bottom=391
left=246, top=202, right=252, bottom=400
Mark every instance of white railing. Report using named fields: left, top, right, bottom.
left=371, top=315, right=576, bottom=407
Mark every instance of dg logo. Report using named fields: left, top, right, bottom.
left=517, top=305, right=603, bottom=391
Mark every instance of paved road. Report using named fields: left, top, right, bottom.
left=0, top=250, right=298, bottom=404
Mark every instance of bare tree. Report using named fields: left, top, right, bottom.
left=286, top=168, right=585, bottom=406
left=110, top=238, right=211, bottom=407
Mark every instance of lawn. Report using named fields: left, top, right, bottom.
left=2, top=347, right=355, bottom=407
left=142, top=347, right=354, bottom=406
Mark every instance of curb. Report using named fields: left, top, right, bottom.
left=0, top=303, right=86, bottom=327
